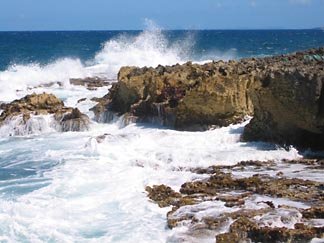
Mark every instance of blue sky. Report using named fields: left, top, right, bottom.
left=0, top=0, right=323, bottom=30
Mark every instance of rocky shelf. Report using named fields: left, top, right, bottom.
left=146, top=159, right=324, bottom=243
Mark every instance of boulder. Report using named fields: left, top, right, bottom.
left=0, top=93, right=90, bottom=133
left=93, top=61, right=254, bottom=130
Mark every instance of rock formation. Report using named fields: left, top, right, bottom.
left=0, top=93, right=90, bottom=133
left=92, top=61, right=254, bottom=130
left=146, top=159, right=324, bottom=242
left=92, top=47, right=324, bottom=148
left=242, top=48, right=324, bottom=149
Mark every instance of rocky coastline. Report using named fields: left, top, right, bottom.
left=0, top=48, right=323, bottom=242
left=88, top=48, right=324, bottom=242
left=93, top=47, right=324, bottom=149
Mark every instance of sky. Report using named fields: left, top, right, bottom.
left=0, top=0, right=323, bottom=31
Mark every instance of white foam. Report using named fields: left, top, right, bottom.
left=91, top=25, right=190, bottom=79
left=0, top=120, right=305, bottom=242
left=0, top=59, right=89, bottom=102
left=0, top=22, right=192, bottom=103
left=0, top=114, right=56, bottom=137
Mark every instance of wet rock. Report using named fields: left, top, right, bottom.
left=145, top=158, right=324, bottom=242
left=70, top=77, right=111, bottom=90
left=302, top=206, right=324, bottom=219
left=77, top=98, right=87, bottom=103
left=93, top=61, right=254, bottom=130
left=95, top=133, right=111, bottom=143
left=0, top=93, right=90, bottom=132
left=145, top=185, right=196, bottom=208
left=216, top=217, right=258, bottom=243
left=0, top=93, right=65, bottom=120
left=180, top=171, right=323, bottom=203
left=282, top=158, right=324, bottom=170
left=191, top=160, right=276, bottom=174
left=217, top=219, right=324, bottom=243
left=90, top=93, right=115, bottom=122
left=57, top=108, right=90, bottom=132
left=248, top=224, right=324, bottom=243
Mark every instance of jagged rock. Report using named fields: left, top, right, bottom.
left=216, top=217, right=258, bottom=243
left=92, top=47, right=324, bottom=148
left=0, top=93, right=90, bottom=133
left=93, top=61, right=254, bottom=130
left=57, top=108, right=90, bottom=132
left=145, top=159, right=324, bottom=242
left=70, top=77, right=111, bottom=90
left=180, top=171, right=323, bottom=202
left=90, top=94, right=114, bottom=122
left=248, top=224, right=324, bottom=243
left=242, top=48, right=324, bottom=149
left=302, top=206, right=324, bottom=219
left=216, top=219, right=324, bottom=243
left=145, top=185, right=196, bottom=208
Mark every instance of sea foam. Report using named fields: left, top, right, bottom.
left=0, top=23, right=191, bottom=103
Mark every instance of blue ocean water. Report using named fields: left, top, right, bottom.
left=1, top=30, right=324, bottom=71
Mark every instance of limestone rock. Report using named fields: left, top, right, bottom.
left=92, top=47, right=324, bottom=148
left=242, top=47, right=324, bottom=149
left=94, top=61, right=254, bottom=130
left=0, top=93, right=90, bottom=132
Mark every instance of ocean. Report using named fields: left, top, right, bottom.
left=0, top=29, right=324, bottom=242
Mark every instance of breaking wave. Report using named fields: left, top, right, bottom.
left=0, top=22, right=194, bottom=102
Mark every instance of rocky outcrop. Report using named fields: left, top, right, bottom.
left=146, top=159, right=324, bottom=242
left=92, top=47, right=324, bottom=148
left=242, top=48, right=324, bottom=149
left=58, top=108, right=90, bottom=132
left=93, top=61, right=254, bottom=130
left=0, top=93, right=90, bottom=132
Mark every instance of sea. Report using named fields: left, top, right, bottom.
left=0, top=28, right=324, bottom=242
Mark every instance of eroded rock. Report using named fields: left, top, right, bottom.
left=0, top=93, right=90, bottom=133
left=242, top=48, right=324, bottom=149
left=93, top=61, right=254, bottom=130
left=93, top=47, right=324, bottom=149
left=145, top=159, right=324, bottom=242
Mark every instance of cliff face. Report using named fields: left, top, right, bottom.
left=243, top=48, right=324, bottom=149
left=93, top=47, right=324, bottom=148
left=95, top=61, right=254, bottom=130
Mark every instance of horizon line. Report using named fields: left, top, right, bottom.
left=0, top=27, right=322, bottom=32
